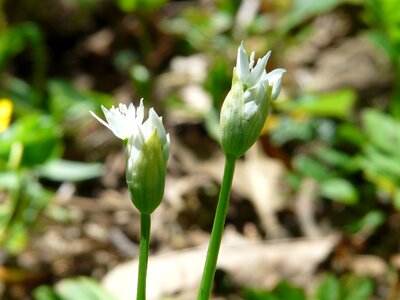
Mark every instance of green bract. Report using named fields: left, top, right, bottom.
left=126, top=130, right=168, bottom=214
left=220, top=43, right=285, bottom=158
left=125, top=108, right=170, bottom=214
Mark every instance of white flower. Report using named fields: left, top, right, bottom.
left=125, top=106, right=170, bottom=214
left=91, top=100, right=170, bottom=214
left=126, top=108, right=170, bottom=176
left=90, top=100, right=144, bottom=140
left=236, top=42, right=286, bottom=113
left=220, top=43, right=285, bottom=158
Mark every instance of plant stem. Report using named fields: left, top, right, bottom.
left=137, top=213, right=151, bottom=300
left=197, top=154, right=236, bottom=300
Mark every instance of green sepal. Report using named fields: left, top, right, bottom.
left=126, top=130, right=167, bottom=214
left=220, top=70, right=272, bottom=158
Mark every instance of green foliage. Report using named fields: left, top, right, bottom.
left=277, top=89, right=356, bottom=119
left=314, top=273, right=373, bottom=300
left=0, top=114, right=62, bottom=167
left=359, top=109, right=400, bottom=205
left=292, top=151, right=360, bottom=205
left=320, top=178, right=358, bottom=205
left=244, top=274, right=373, bottom=300
left=34, top=277, right=119, bottom=300
left=363, top=0, right=400, bottom=115
left=116, top=0, right=167, bottom=13
left=161, top=7, right=233, bottom=51
left=0, top=22, right=43, bottom=71
left=280, top=0, right=347, bottom=33
left=244, top=281, right=306, bottom=300
left=48, top=80, right=113, bottom=122
left=0, top=77, right=109, bottom=255
left=37, top=159, right=104, bottom=182
left=0, top=22, right=45, bottom=106
left=0, top=173, right=52, bottom=254
left=346, top=209, right=384, bottom=233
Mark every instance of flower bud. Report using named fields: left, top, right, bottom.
left=125, top=108, right=170, bottom=214
left=220, top=43, right=285, bottom=158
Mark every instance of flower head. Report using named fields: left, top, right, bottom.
left=220, top=43, right=285, bottom=158
left=125, top=107, right=170, bottom=214
left=90, top=100, right=144, bottom=140
left=91, top=100, right=170, bottom=214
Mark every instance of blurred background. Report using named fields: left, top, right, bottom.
left=1, top=0, right=400, bottom=299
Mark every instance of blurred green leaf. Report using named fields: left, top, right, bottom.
left=48, top=80, right=113, bottom=122
left=293, top=155, right=331, bottom=181
left=35, top=277, right=118, bottom=300
left=4, top=222, right=28, bottom=254
left=278, top=89, right=356, bottom=119
left=0, top=115, right=62, bottom=167
left=362, top=109, right=400, bottom=158
left=337, top=123, right=365, bottom=148
left=116, top=0, right=166, bottom=12
left=33, top=285, right=61, bottom=300
left=161, top=9, right=232, bottom=50
left=0, top=171, right=19, bottom=189
left=320, top=178, right=358, bottom=205
left=395, top=190, right=400, bottom=210
left=270, top=116, right=314, bottom=145
left=314, top=146, right=352, bottom=169
left=243, top=288, right=278, bottom=300
left=345, top=210, right=385, bottom=233
left=365, top=31, right=399, bottom=63
left=274, top=282, right=306, bottom=300
left=243, top=282, right=305, bottom=300
left=0, top=173, right=52, bottom=253
left=280, top=0, right=346, bottom=32
left=314, top=273, right=374, bottom=300
left=364, top=146, right=400, bottom=178
left=341, top=275, right=374, bottom=300
left=314, top=274, right=340, bottom=300
left=5, top=78, right=38, bottom=114
left=116, top=0, right=138, bottom=12
left=55, top=277, right=119, bottom=300
left=37, top=159, right=103, bottom=182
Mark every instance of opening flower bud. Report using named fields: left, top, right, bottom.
left=125, top=108, right=170, bottom=214
left=220, top=43, right=285, bottom=158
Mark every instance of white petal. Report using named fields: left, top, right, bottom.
left=149, top=109, right=167, bottom=143
left=163, top=133, right=170, bottom=162
left=267, top=68, right=286, bottom=100
left=246, top=51, right=271, bottom=87
left=97, top=107, right=125, bottom=139
left=119, top=103, right=128, bottom=114
left=126, top=103, right=136, bottom=121
left=136, top=99, right=144, bottom=124
left=89, top=110, right=113, bottom=132
left=249, top=51, right=255, bottom=69
left=236, top=42, right=249, bottom=81
left=244, top=101, right=258, bottom=120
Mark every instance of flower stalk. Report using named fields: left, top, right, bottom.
left=197, top=154, right=236, bottom=300
left=91, top=100, right=169, bottom=300
left=197, top=43, right=285, bottom=300
left=137, top=213, right=151, bottom=300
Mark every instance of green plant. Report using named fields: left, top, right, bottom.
left=33, top=276, right=119, bottom=300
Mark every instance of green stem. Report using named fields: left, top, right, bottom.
left=137, top=213, right=151, bottom=300
left=197, top=154, right=236, bottom=300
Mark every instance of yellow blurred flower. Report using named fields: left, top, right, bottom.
left=0, top=98, right=13, bottom=133
left=261, top=114, right=280, bottom=134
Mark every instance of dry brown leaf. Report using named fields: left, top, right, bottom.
left=102, top=234, right=339, bottom=300
left=234, top=143, right=287, bottom=238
